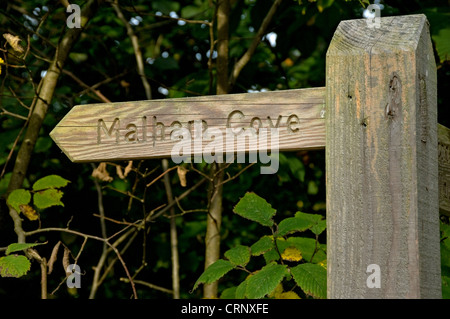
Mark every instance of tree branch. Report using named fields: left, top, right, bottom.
left=228, top=0, right=283, bottom=89
left=112, top=0, right=152, bottom=99
left=6, top=0, right=103, bottom=244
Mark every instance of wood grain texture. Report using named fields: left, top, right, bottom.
left=51, top=85, right=450, bottom=211
left=50, top=88, right=325, bottom=162
left=326, top=14, right=441, bottom=298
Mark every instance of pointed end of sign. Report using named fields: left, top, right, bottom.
left=49, top=126, right=76, bottom=163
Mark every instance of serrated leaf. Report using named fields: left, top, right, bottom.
left=291, top=263, right=327, bottom=299
left=6, top=243, right=44, bottom=255
left=245, top=262, right=288, bottom=299
left=32, top=175, right=70, bottom=191
left=33, top=188, right=64, bottom=209
left=225, top=245, right=251, bottom=266
left=295, top=211, right=322, bottom=221
left=286, top=237, right=326, bottom=263
left=263, top=238, right=289, bottom=263
left=0, top=255, right=31, bottom=278
left=433, top=28, right=450, bottom=63
left=251, top=236, right=274, bottom=256
left=7, top=189, right=31, bottom=212
left=233, top=192, right=276, bottom=227
left=220, top=286, right=237, bottom=299
left=311, top=219, right=327, bottom=236
left=193, top=259, right=235, bottom=291
left=235, top=279, right=248, bottom=299
left=281, top=247, right=302, bottom=262
left=277, top=212, right=322, bottom=236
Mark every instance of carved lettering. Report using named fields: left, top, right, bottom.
left=97, top=118, right=120, bottom=144
left=227, top=110, right=245, bottom=136
left=125, top=123, right=138, bottom=143
left=287, top=114, right=300, bottom=133
left=250, top=117, right=262, bottom=133
left=267, top=115, right=282, bottom=128
left=96, top=111, right=305, bottom=146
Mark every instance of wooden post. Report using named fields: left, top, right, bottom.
left=326, top=14, right=441, bottom=298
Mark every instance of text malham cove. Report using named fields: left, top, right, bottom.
left=96, top=110, right=303, bottom=174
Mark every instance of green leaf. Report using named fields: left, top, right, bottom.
left=433, top=28, right=450, bottom=63
left=307, top=180, right=319, bottom=195
left=278, top=213, right=315, bottom=236
left=441, top=222, right=450, bottom=240
left=34, top=137, right=53, bottom=153
left=310, top=219, right=326, bottom=236
left=287, top=157, right=305, bottom=182
left=263, top=238, right=290, bottom=263
left=193, top=259, right=235, bottom=291
left=443, top=276, right=450, bottom=299
left=245, top=262, right=289, bottom=299
left=6, top=243, right=44, bottom=255
left=251, top=236, right=274, bottom=256
left=235, top=279, right=248, bottom=299
left=291, top=263, right=327, bottom=299
left=0, top=255, right=31, bottom=278
left=33, top=188, right=64, bottom=209
left=220, top=286, right=237, bottom=299
left=233, top=192, right=276, bottom=227
left=225, top=245, right=251, bottom=266
left=279, top=212, right=326, bottom=236
left=181, top=5, right=205, bottom=19
left=32, top=175, right=70, bottom=191
left=287, top=237, right=326, bottom=263
left=7, top=189, right=31, bottom=212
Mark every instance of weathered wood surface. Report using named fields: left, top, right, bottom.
left=50, top=88, right=325, bottom=162
left=326, top=14, right=441, bottom=298
left=50, top=85, right=450, bottom=213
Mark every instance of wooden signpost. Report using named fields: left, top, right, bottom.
left=51, top=14, right=447, bottom=298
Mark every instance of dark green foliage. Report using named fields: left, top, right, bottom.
left=0, top=0, right=448, bottom=299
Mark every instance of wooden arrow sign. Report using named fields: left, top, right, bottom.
left=50, top=87, right=450, bottom=214
left=49, top=87, right=326, bottom=163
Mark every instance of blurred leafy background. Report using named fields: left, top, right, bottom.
left=0, top=0, right=449, bottom=299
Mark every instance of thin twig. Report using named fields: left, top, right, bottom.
left=63, top=69, right=112, bottom=103
left=121, top=278, right=173, bottom=295
left=229, top=0, right=283, bottom=89
left=112, top=1, right=152, bottom=99
left=216, top=162, right=256, bottom=187
left=0, top=108, right=28, bottom=120
left=25, top=227, right=138, bottom=299
left=145, top=165, right=178, bottom=188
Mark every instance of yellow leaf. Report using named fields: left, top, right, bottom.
left=19, top=204, right=38, bottom=221
left=278, top=291, right=301, bottom=299
left=268, top=283, right=283, bottom=298
left=281, top=247, right=302, bottom=262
